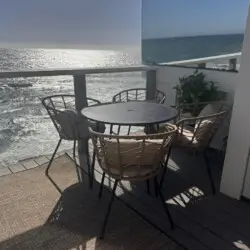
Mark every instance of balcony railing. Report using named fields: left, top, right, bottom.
left=159, top=52, right=241, bottom=70
left=0, top=65, right=158, bottom=169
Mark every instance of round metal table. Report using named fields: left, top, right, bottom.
left=81, top=101, right=178, bottom=126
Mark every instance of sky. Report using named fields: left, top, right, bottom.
left=0, top=0, right=249, bottom=48
left=142, top=0, right=250, bottom=39
left=0, top=0, right=141, bottom=49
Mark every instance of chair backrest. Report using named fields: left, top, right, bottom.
left=90, top=124, right=177, bottom=181
left=41, top=95, right=100, bottom=140
left=176, top=111, right=227, bottom=149
left=176, top=101, right=229, bottom=118
left=112, top=88, right=166, bottom=104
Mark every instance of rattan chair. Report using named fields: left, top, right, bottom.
left=160, top=111, right=227, bottom=194
left=42, top=94, right=105, bottom=192
left=90, top=124, right=177, bottom=239
left=111, top=88, right=166, bottom=135
left=174, top=101, right=229, bottom=123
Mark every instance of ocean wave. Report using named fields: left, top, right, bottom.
left=1, top=107, right=23, bottom=114
left=8, top=83, right=33, bottom=88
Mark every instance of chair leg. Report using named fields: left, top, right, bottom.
left=73, top=140, right=81, bottom=182
left=159, top=146, right=172, bottom=190
left=156, top=124, right=160, bottom=132
left=117, top=125, right=121, bottom=135
left=155, top=180, right=175, bottom=230
left=99, top=172, right=106, bottom=199
left=90, top=150, right=96, bottom=188
left=109, top=124, right=113, bottom=135
left=127, top=126, right=131, bottom=135
left=83, top=138, right=93, bottom=189
left=203, top=150, right=216, bottom=195
left=100, top=180, right=118, bottom=239
left=45, top=138, right=62, bottom=193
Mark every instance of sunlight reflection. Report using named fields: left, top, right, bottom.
left=115, top=181, right=133, bottom=195
left=189, top=186, right=204, bottom=197
left=168, top=163, right=180, bottom=172
left=121, top=181, right=133, bottom=192
left=167, top=186, right=204, bottom=208
left=167, top=198, right=179, bottom=206
left=233, top=240, right=250, bottom=250
left=85, top=238, right=97, bottom=249
left=173, top=196, right=186, bottom=207
left=71, top=237, right=97, bottom=250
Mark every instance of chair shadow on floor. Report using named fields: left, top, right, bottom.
left=164, top=147, right=223, bottom=200
left=0, top=179, right=170, bottom=250
left=116, top=146, right=223, bottom=213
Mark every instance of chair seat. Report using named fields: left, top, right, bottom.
left=53, top=109, right=105, bottom=140
left=96, top=138, right=166, bottom=180
left=174, top=127, right=198, bottom=147
left=101, top=162, right=160, bottom=180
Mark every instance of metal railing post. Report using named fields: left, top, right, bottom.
left=197, top=63, right=206, bottom=68
left=146, top=69, right=157, bottom=101
left=73, top=74, right=88, bottom=182
left=229, top=58, right=237, bottom=70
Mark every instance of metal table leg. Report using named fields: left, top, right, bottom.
left=77, top=138, right=89, bottom=184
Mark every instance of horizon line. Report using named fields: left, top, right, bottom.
left=0, top=43, right=141, bottom=51
left=143, top=32, right=244, bottom=40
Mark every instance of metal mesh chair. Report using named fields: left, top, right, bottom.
left=112, top=88, right=166, bottom=104
left=42, top=94, right=104, bottom=192
left=90, top=123, right=177, bottom=239
left=111, top=88, right=166, bottom=135
left=160, top=110, right=227, bottom=195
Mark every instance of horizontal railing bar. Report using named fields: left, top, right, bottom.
left=159, top=52, right=241, bottom=66
left=0, top=65, right=157, bottom=79
left=0, top=51, right=241, bottom=79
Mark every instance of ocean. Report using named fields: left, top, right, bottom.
left=142, top=34, right=243, bottom=64
left=0, top=34, right=244, bottom=166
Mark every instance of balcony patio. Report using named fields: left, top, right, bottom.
left=0, top=145, right=249, bottom=250
left=0, top=153, right=179, bottom=250
left=0, top=45, right=249, bottom=250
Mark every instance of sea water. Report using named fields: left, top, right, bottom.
left=142, top=34, right=243, bottom=64
left=0, top=48, right=143, bottom=166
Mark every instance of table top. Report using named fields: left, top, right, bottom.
left=81, top=101, right=178, bottom=126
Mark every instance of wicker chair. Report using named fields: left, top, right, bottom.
left=90, top=124, right=177, bottom=239
left=174, top=101, right=229, bottom=123
left=41, top=94, right=105, bottom=192
left=111, top=88, right=166, bottom=135
left=160, top=110, right=227, bottom=194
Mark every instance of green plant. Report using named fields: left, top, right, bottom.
left=174, top=70, right=227, bottom=115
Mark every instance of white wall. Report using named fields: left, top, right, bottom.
left=221, top=7, right=250, bottom=199
left=156, top=66, right=238, bottom=150
left=243, top=160, right=250, bottom=198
